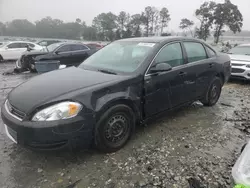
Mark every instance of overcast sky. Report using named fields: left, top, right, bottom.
left=0, top=0, right=249, bottom=31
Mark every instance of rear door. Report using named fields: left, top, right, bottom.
left=70, top=44, right=90, bottom=66
left=182, top=41, right=216, bottom=99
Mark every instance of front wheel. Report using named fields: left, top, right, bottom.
left=95, top=105, right=135, bottom=153
left=200, top=77, right=222, bottom=106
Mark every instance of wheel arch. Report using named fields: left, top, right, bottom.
left=215, top=72, right=225, bottom=84
left=96, top=98, right=141, bottom=125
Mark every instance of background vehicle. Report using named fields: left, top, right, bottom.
left=228, top=44, right=250, bottom=80
left=16, top=42, right=98, bottom=72
left=0, top=41, right=43, bottom=61
left=37, top=40, right=63, bottom=47
left=2, top=37, right=231, bottom=152
left=86, top=43, right=104, bottom=50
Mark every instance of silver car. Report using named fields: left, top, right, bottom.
left=228, top=44, right=250, bottom=80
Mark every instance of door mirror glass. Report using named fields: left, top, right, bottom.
left=150, top=63, right=172, bottom=73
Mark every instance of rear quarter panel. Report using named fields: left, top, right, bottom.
left=216, top=53, right=231, bottom=83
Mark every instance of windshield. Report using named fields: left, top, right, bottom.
left=228, top=46, right=250, bottom=55
left=79, top=41, right=155, bottom=73
left=46, top=43, right=62, bottom=52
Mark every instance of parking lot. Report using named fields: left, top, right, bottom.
left=0, top=61, right=249, bottom=188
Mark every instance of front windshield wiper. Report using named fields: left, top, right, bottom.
left=98, top=69, right=117, bottom=75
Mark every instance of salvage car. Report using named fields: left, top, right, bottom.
left=0, top=41, right=43, bottom=61
left=228, top=44, right=250, bottom=80
left=1, top=37, right=231, bottom=152
left=16, top=42, right=97, bottom=72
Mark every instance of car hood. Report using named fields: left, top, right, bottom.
left=22, top=50, right=49, bottom=57
left=229, top=54, right=250, bottom=64
left=8, top=67, right=126, bottom=114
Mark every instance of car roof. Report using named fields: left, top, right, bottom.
left=56, top=42, right=87, bottom=46
left=6, top=41, right=36, bottom=44
left=117, top=36, right=203, bottom=43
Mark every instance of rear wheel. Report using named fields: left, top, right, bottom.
left=95, top=105, right=135, bottom=153
left=200, top=77, right=222, bottom=106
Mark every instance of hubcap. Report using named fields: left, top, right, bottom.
left=210, top=84, right=219, bottom=103
left=105, top=114, right=128, bottom=143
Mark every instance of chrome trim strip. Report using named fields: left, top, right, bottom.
left=4, top=124, right=17, bottom=144
left=57, top=49, right=89, bottom=54
left=5, top=100, right=22, bottom=121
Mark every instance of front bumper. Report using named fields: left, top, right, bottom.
left=1, top=103, right=95, bottom=150
left=231, top=65, right=250, bottom=80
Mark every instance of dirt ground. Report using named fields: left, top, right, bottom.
left=0, top=62, right=249, bottom=188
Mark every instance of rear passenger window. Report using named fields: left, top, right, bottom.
left=205, top=46, right=216, bottom=57
left=71, top=44, right=88, bottom=51
left=154, top=43, right=184, bottom=68
left=184, top=42, right=207, bottom=63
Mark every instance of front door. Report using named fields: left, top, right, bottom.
left=53, top=44, right=73, bottom=66
left=144, top=42, right=186, bottom=117
left=4, top=43, right=23, bottom=60
left=70, top=44, right=89, bottom=66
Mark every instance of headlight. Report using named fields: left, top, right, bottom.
left=32, top=101, right=82, bottom=121
left=246, top=64, right=250, bottom=68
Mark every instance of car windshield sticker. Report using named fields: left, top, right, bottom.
left=138, top=43, right=155, bottom=47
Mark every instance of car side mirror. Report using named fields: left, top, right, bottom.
left=150, top=63, right=172, bottom=74
left=55, top=51, right=60, bottom=55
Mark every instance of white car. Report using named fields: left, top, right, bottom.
left=0, top=41, right=44, bottom=61
left=228, top=44, right=250, bottom=80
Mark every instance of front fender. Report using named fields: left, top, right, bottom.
left=95, top=88, right=142, bottom=122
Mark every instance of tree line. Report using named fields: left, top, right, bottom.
left=180, top=0, right=243, bottom=43
left=0, top=0, right=243, bottom=43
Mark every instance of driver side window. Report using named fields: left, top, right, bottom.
left=154, top=42, right=184, bottom=68
left=56, top=45, right=71, bottom=53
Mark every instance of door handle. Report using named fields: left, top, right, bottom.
left=179, top=71, right=187, bottom=76
left=209, top=63, right=214, bottom=68
left=184, top=81, right=195, bottom=85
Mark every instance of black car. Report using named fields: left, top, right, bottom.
left=2, top=37, right=231, bottom=152
left=16, top=42, right=97, bottom=72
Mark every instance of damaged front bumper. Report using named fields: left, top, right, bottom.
left=1, top=102, right=95, bottom=151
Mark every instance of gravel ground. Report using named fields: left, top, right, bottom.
left=0, top=62, right=249, bottom=188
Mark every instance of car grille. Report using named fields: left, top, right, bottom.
left=232, top=68, right=245, bottom=73
left=231, top=63, right=246, bottom=66
left=6, top=100, right=26, bottom=120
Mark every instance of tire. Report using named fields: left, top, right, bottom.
left=28, top=63, right=37, bottom=73
left=200, top=77, right=222, bottom=106
left=95, top=104, right=135, bottom=153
